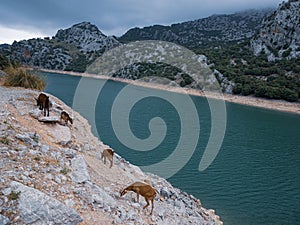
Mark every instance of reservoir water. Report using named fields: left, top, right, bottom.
left=43, top=72, right=300, bottom=225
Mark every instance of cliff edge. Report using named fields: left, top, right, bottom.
left=0, top=86, right=222, bottom=225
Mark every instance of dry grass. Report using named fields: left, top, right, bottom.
left=3, top=67, right=45, bottom=91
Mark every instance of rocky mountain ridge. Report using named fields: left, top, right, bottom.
left=55, top=21, right=119, bottom=53
left=0, top=22, right=120, bottom=71
left=119, top=9, right=273, bottom=48
left=251, top=0, right=300, bottom=61
left=0, top=86, right=222, bottom=225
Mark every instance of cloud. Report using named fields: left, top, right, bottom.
left=0, top=0, right=283, bottom=44
left=0, top=25, right=50, bottom=44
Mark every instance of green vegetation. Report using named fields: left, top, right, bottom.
left=195, top=41, right=300, bottom=102
left=3, top=66, right=46, bottom=91
left=34, top=156, right=41, bottom=161
left=60, top=167, right=69, bottom=175
left=65, top=53, right=88, bottom=72
left=0, top=136, right=9, bottom=145
left=32, top=132, right=39, bottom=143
left=112, top=62, right=195, bottom=87
left=1, top=54, right=46, bottom=90
left=8, top=191, right=21, bottom=201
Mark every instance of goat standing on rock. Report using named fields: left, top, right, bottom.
left=60, top=111, right=73, bottom=126
left=35, top=93, right=50, bottom=117
left=101, top=148, right=114, bottom=168
left=120, top=181, right=157, bottom=215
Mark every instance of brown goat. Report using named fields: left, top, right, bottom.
left=120, top=181, right=156, bottom=215
left=60, top=111, right=73, bottom=125
left=101, top=148, right=114, bottom=168
left=35, top=93, right=49, bottom=116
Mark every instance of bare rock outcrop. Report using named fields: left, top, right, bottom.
left=10, top=181, right=83, bottom=225
left=0, top=86, right=222, bottom=225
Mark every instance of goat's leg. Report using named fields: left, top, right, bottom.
left=109, top=159, right=113, bottom=168
left=150, top=199, right=154, bottom=215
left=136, top=193, right=139, bottom=203
left=143, top=198, right=149, bottom=209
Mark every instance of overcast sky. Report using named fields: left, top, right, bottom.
left=0, top=0, right=283, bottom=44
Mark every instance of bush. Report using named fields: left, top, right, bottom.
left=281, top=88, right=298, bottom=102
left=232, top=83, right=242, bottom=94
left=241, top=84, right=252, bottom=96
left=3, top=67, right=45, bottom=90
left=0, top=54, right=11, bottom=70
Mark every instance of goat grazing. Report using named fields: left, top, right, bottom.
left=60, top=111, right=73, bottom=125
left=120, top=181, right=157, bottom=215
left=35, top=93, right=50, bottom=116
left=101, top=148, right=114, bottom=168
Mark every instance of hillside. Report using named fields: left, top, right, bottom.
left=251, top=0, right=300, bottom=61
left=0, top=86, right=222, bottom=225
left=0, top=22, right=120, bottom=72
left=119, top=9, right=272, bottom=49
left=1, top=4, right=300, bottom=102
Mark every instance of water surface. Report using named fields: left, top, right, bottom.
left=43, top=72, right=300, bottom=225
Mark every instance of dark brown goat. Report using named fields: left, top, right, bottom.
left=35, top=93, right=49, bottom=116
left=120, top=181, right=157, bottom=215
left=60, top=111, right=73, bottom=125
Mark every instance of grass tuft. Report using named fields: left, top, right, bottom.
left=3, top=67, right=45, bottom=91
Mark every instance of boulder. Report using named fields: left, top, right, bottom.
left=10, top=181, right=82, bottom=225
left=70, top=156, right=90, bottom=183
left=0, top=214, right=10, bottom=225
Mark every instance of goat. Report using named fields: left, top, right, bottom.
left=101, top=148, right=114, bottom=168
left=35, top=93, right=49, bottom=116
left=60, top=111, right=73, bottom=125
left=120, top=181, right=156, bottom=215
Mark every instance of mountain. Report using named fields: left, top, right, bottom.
left=54, top=21, right=119, bottom=53
left=1, top=5, right=299, bottom=101
left=119, top=9, right=273, bottom=49
left=0, top=22, right=120, bottom=71
left=250, top=0, right=300, bottom=61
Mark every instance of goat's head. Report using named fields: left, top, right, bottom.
left=120, top=189, right=128, bottom=197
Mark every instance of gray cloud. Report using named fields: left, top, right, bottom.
left=0, top=0, right=283, bottom=38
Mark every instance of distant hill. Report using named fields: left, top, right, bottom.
left=119, top=9, right=273, bottom=49
left=0, top=22, right=120, bottom=72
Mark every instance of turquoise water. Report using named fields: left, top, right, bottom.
left=43, top=72, right=300, bottom=225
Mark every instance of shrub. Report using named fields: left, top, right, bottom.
left=8, top=191, right=21, bottom=201
left=241, top=84, right=252, bottom=96
left=232, top=83, right=242, bottom=94
left=3, top=67, right=45, bottom=90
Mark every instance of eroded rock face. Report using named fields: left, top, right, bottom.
left=10, top=181, right=83, bottom=225
left=38, top=123, right=72, bottom=144
left=251, top=0, right=300, bottom=60
left=70, top=156, right=90, bottom=183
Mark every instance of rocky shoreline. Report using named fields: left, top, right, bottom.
left=40, top=68, right=300, bottom=115
left=0, top=86, right=222, bottom=225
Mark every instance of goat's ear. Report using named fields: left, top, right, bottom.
left=34, top=97, right=38, bottom=101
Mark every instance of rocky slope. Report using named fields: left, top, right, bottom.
left=251, top=0, right=300, bottom=61
left=0, top=22, right=120, bottom=71
left=54, top=22, right=119, bottom=53
left=0, top=86, right=222, bottom=225
left=119, top=9, right=273, bottom=48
